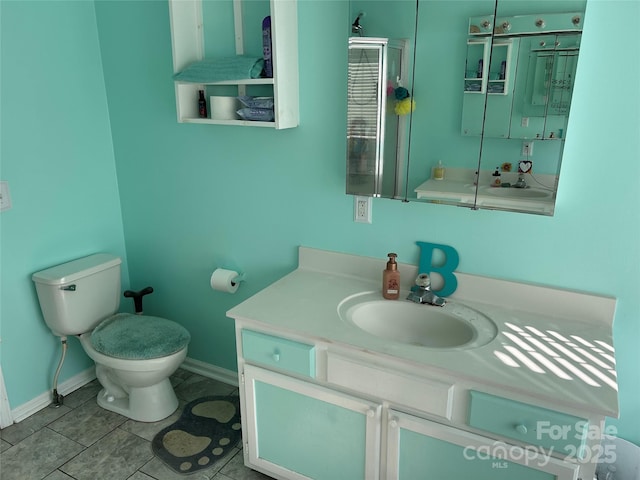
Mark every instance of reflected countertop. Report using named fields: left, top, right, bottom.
left=415, top=178, right=556, bottom=214
left=415, top=178, right=477, bottom=202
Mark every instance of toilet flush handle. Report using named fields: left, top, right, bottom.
left=123, top=286, right=154, bottom=314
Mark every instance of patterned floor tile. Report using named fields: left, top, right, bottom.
left=1, top=438, right=12, bottom=452
left=0, top=371, right=258, bottom=480
left=171, top=367, right=194, bottom=384
left=127, top=472, right=157, bottom=480
left=0, top=428, right=83, bottom=480
left=48, top=398, right=127, bottom=447
left=61, top=379, right=102, bottom=409
left=60, top=428, right=153, bottom=480
left=218, top=450, right=273, bottom=480
left=0, top=404, right=71, bottom=445
left=174, top=375, right=236, bottom=403
left=43, top=470, right=75, bottom=479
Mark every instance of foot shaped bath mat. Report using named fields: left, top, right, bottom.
left=151, top=395, right=242, bottom=474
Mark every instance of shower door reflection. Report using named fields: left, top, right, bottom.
left=346, top=37, right=409, bottom=198
left=346, top=38, right=387, bottom=196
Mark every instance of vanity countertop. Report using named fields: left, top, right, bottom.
left=227, top=247, right=618, bottom=418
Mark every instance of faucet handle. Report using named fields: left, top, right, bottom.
left=415, top=273, right=431, bottom=289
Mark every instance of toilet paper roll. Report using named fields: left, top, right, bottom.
left=210, top=268, right=241, bottom=294
left=210, top=96, right=239, bottom=120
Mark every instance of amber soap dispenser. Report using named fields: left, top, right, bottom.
left=382, top=253, right=401, bottom=300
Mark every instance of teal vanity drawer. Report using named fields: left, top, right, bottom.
left=468, top=391, right=588, bottom=458
left=242, top=330, right=316, bottom=378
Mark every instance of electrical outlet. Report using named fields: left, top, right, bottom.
left=354, top=196, right=372, bottom=224
left=522, top=141, right=533, bottom=157
left=0, top=182, right=11, bottom=212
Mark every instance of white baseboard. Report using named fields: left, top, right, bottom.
left=181, top=357, right=239, bottom=387
left=6, top=358, right=237, bottom=426
left=10, top=367, right=96, bottom=425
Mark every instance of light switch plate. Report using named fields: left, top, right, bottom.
left=0, top=182, right=11, bottom=212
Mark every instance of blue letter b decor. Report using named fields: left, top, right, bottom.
left=416, top=241, right=459, bottom=297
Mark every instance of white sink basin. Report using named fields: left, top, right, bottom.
left=482, top=186, right=551, bottom=199
left=338, top=292, right=497, bottom=349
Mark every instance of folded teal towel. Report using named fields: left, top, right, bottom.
left=174, top=56, right=264, bottom=83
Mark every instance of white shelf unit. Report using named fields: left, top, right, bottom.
left=464, top=38, right=490, bottom=94
left=463, top=37, right=512, bottom=96
left=487, top=39, right=512, bottom=96
left=168, top=0, right=299, bottom=129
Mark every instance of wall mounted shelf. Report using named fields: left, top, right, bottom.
left=168, top=0, right=299, bottom=129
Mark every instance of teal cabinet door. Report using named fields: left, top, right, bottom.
left=243, top=365, right=381, bottom=480
left=386, top=411, right=579, bottom=480
left=461, top=93, right=486, bottom=136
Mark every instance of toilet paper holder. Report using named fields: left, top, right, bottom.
left=231, top=272, right=246, bottom=286
left=210, top=268, right=246, bottom=294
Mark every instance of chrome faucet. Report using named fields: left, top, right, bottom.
left=514, top=174, right=527, bottom=188
left=406, top=274, right=446, bottom=307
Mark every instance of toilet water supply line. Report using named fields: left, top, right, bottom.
left=52, top=336, right=68, bottom=407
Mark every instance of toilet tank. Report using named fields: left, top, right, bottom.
left=32, top=254, right=122, bottom=337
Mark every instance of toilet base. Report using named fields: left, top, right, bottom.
left=96, top=378, right=179, bottom=422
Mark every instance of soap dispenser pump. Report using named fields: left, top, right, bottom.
left=382, top=253, right=400, bottom=300
left=491, top=167, right=502, bottom=187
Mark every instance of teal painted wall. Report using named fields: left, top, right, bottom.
left=0, top=0, right=637, bottom=447
left=0, top=0, right=130, bottom=407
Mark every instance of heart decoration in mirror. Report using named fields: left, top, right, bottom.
left=519, top=161, right=533, bottom=173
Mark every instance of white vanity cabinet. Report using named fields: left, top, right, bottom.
left=242, top=365, right=381, bottom=480
left=168, top=0, right=299, bottom=128
left=238, top=329, right=381, bottom=479
left=386, top=411, right=579, bottom=480
left=235, top=324, right=600, bottom=480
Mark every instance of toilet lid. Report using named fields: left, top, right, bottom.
left=91, top=313, right=190, bottom=360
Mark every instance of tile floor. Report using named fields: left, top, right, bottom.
left=0, top=369, right=273, bottom=480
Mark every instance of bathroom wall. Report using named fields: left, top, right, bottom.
left=0, top=0, right=637, bottom=445
left=0, top=1, right=130, bottom=409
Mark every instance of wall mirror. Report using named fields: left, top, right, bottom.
left=347, top=0, right=587, bottom=216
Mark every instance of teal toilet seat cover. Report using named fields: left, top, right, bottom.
left=91, top=313, right=190, bottom=360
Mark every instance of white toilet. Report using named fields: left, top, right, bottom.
left=32, top=253, right=191, bottom=422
